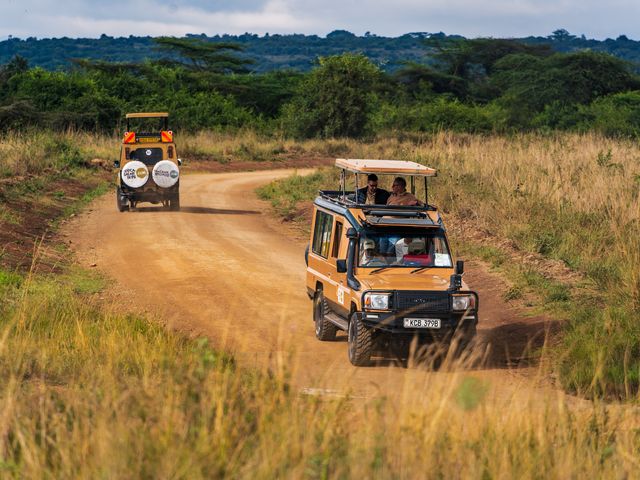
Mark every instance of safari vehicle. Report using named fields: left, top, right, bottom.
left=305, top=159, right=478, bottom=366
left=115, top=112, right=182, bottom=211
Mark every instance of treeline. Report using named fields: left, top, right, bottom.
left=3, top=29, right=640, bottom=73
left=2, top=37, right=640, bottom=137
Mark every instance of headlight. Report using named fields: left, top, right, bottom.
left=363, top=292, right=391, bottom=310
left=452, top=295, right=475, bottom=311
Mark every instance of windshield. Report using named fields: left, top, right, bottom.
left=358, top=231, right=452, bottom=268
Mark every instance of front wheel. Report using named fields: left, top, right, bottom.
left=348, top=313, right=372, bottom=366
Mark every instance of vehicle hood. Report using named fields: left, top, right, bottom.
left=357, top=271, right=464, bottom=292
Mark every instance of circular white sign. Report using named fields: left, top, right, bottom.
left=152, top=160, right=180, bottom=188
left=121, top=161, right=149, bottom=188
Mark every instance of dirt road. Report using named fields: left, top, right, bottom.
left=69, top=169, right=556, bottom=398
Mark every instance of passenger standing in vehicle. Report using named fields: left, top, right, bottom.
left=387, top=177, right=421, bottom=206
left=356, top=174, right=390, bottom=205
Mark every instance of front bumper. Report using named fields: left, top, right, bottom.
left=356, top=310, right=477, bottom=336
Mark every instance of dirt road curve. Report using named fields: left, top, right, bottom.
left=70, top=169, right=555, bottom=398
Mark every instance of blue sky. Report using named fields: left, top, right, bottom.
left=1, top=0, right=639, bottom=40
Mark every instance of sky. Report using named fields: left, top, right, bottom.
left=1, top=0, right=639, bottom=41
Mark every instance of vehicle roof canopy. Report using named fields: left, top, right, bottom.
left=336, top=158, right=436, bottom=177
left=125, top=112, right=169, bottom=119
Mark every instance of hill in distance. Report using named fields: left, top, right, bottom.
left=1, top=29, right=640, bottom=72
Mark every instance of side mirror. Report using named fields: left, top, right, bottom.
left=336, top=259, right=347, bottom=273
left=346, top=227, right=358, bottom=239
left=456, top=260, right=464, bottom=275
left=113, top=160, right=120, bottom=168
left=177, top=158, right=182, bottom=166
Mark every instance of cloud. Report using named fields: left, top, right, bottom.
left=1, top=0, right=318, bottom=38
left=1, top=0, right=640, bottom=40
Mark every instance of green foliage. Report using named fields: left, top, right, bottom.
left=372, top=98, right=496, bottom=133
left=492, top=52, right=640, bottom=128
left=579, top=91, right=640, bottom=137
left=2, top=37, right=640, bottom=136
left=281, top=54, right=382, bottom=138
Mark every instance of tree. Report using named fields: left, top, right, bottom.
left=153, top=37, right=253, bottom=73
left=282, top=53, right=382, bottom=138
left=492, top=51, right=640, bottom=127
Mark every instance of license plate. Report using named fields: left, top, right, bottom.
left=403, top=318, right=441, bottom=329
left=138, top=137, right=160, bottom=143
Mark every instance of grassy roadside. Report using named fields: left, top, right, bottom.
left=3, top=129, right=640, bottom=475
left=256, top=132, right=640, bottom=398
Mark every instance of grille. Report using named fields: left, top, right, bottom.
left=395, top=291, right=450, bottom=314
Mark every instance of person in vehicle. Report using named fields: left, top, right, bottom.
left=356, top=174, right=390, bottom=205
left=386, top=177, right=422, bottom=206
left=360, top=239, right=378, bottom=265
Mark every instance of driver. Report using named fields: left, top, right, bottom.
left=360, top=239, right=378, bottom=265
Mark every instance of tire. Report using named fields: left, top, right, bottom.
left=348, top=312, right=372, bottom=366
left=304, top=245, right=309, bottom=266
left=116, top=187, right=128, bottom=212
left=452, top=323, right=477, bottom=357
left=170, top=193, right=180, bottom=211
left=313, top=291, right=337, bottom=341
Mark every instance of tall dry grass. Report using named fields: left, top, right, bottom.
left=0, top=130, right=115, bottom=177
left=1, top=263, right=639, bottom=478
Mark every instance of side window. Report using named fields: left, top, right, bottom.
left=312, top=211, right=333, bottom=258
left=331, top=221, right=343, bottom=258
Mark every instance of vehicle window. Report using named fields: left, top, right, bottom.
left=312, top=211, right=333, bottom=258
left=130, top=147, right=163, bottom=165
left=358, top=231, right=452, bottom=268
left=331, top=221, right=343, bottom=258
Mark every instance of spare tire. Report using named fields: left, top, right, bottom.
left=121, top=161, right=149, bottom=188
left=152, top=160, right=180, bottom=188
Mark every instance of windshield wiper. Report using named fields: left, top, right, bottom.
left=410, top=266, right=430, bottom=274
left=370, top=266, right=393, bottom=274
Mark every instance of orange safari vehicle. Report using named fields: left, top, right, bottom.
left=305, top=159, right=478, bottom=366
left=114, top=112, right=181, bottom=211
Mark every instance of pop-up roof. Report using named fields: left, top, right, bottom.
left=125, top=112, right=169, bottom=119
left=335, top=158, right=437, bottom=177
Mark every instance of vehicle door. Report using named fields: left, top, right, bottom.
left=308, top=208, right=335, bottom=302
left=326, top=219, right=350, bottom=317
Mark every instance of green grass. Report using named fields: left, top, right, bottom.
left=256, top=169, right=335, bottom=219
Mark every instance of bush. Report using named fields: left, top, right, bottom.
left=372, top=98, right=497, bottom=133
left=281, top=54, right=382, bottom=138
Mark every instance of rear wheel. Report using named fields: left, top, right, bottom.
left=116, top=188, right=129, bottom=212
left=348, top=312, right=372, bottom=366
left=313, top=290, right=337, bottom=341
left=170, top=193, right=180, bottom=211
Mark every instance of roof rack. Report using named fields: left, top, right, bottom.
left=334, top=158, right=437, bottom=208
left=318, top=190, right=437, bottom=211
left=126, top=112, right=169, bottom=119
left=336, top=158, right=436, bottom=176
